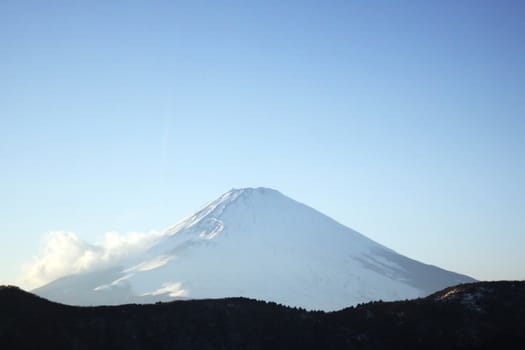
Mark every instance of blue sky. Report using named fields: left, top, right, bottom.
left=1, top=0, right=524, bottom=286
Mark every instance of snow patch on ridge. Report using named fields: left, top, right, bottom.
left=142, top=282, right=188, bottom=298
left=124, top=255, right=175, bottom=273
left=94, top=273, right=134, bottom=291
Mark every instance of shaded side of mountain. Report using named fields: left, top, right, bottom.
left=1, top=281, right=524, bottom=350
left=355, top=246, right=476, bottom=294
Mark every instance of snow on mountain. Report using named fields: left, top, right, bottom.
left=33, top=187, right=475, bottom=310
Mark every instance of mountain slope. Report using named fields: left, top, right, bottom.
left=3, top=282, right=525, bottom=350
left=34, top=187, right=475, bottom=310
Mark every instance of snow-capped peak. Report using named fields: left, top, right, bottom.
left=33, top=187, right=476, bottom=310
left=164, top=187, right=283, bottom=239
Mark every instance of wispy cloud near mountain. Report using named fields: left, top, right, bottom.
left=18, top=230, right=164, bottom=289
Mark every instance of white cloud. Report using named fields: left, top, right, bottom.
left=18, top=230, right=165, bottom=290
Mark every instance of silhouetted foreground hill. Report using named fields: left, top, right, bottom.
left=1, top=281, right=524, bottom=349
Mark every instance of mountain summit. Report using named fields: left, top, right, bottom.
left=34, top=187, right=475, bottom=310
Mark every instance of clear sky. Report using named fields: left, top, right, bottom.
left=1, top=0, right=524, bottom=288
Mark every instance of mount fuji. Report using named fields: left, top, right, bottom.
left=33, top=187, right=475, bottom=311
